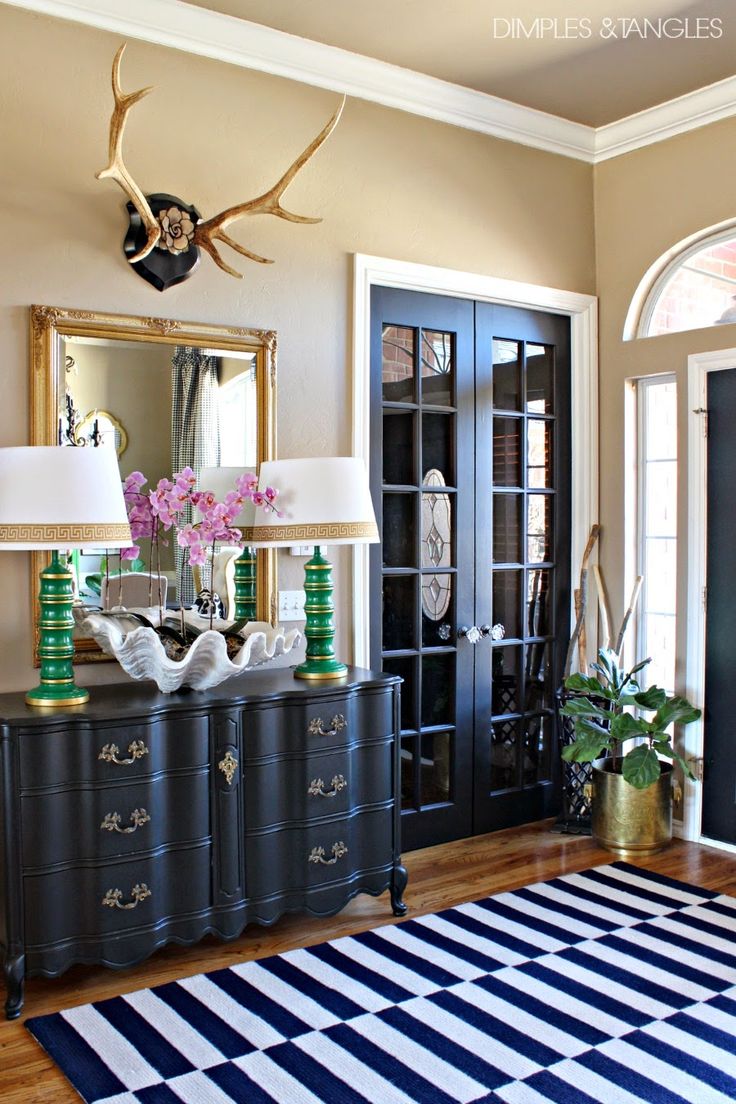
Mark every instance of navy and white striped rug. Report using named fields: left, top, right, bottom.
left=26, top=862, right=736, bottom=1104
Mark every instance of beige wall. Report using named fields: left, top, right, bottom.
left=0, top=7, right=596, bottom=691
left=69, top=342, right=172, bottom=489
left=595, top=117, right=736, bottom=685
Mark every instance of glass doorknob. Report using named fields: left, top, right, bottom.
left=458, top=625, right=482, bottom=644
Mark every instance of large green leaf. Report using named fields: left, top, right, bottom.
left=651, top=740, right=696, bottom=781
left=562, top=731, right=610, bottom=763
left=560, top=698, right=611, bottom=720
left=574, top=718, right=613, bottom=740
left=653, top=696, right=702, bottom=731
left=564, top=673, right=611, bottom=698
left=622, top=744, right=662, bottom=788
left=633, top=686, right=667, bottom=711
left=610, top=712, right=647, bottom=742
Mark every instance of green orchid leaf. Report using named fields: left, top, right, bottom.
left=622, top=744, right=662, bottom=789
left=630, top=657, right=652, bottom=676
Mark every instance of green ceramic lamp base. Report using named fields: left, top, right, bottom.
left=233, top=545, right=257, bottom=621
left=27, top=551, right=89, bottom=709
left=293, top=546, right=347, bottom=681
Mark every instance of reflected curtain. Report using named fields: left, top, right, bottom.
left=171, top=346, right=220, bottom=604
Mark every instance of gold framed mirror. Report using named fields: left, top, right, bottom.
left=30, top=305, right=277, bottom=664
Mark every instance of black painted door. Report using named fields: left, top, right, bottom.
left=702, top=368, right=736, bottom=844
left=370, top=287, right=571, bottom=851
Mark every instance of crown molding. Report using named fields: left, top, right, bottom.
left=0, top=0, right=596, bottom=161
left=594, top=73, right=736, bottom=161
left=3, top=0, right=735, bottom=164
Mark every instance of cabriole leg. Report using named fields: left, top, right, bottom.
left=390, top=863, right=408, bottom=917
left=4, top=953, right=25, bottom=1020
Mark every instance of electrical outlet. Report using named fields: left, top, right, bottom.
left=288, top=545, right=313, bottom=557
left=278, top=589, right=306, bottom=620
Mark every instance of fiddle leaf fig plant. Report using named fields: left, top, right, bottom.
left=560, top=648, right=701, bottom=789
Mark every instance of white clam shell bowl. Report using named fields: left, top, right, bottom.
left=79, top=609, right=302, bottom=693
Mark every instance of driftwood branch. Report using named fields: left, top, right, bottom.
left=564, top=523, right=600, bottom=676
left=592, top=563, right=613, bottom=651
left=615, top=576, right=643, bottom=657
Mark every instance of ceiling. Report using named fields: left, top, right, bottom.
left=183, top=0, right=736, bottom=126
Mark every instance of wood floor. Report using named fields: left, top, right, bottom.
left=4, top=821, right=736, bottom=1103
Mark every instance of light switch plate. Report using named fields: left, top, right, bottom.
left=278, top=589, right=306, bottom=620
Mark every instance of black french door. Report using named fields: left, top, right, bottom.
left=702, top=368, right=736, bottom=844
left=370, top=287, right=571, bottom=851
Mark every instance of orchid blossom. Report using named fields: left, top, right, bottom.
left=120, top=466, right=280, bottom=628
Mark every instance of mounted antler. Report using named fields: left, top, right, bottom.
left=192, top=95, right=346, bottom=277
left=96, top=44, right=161, bottom=263
left=96, top=45, right=346, bottom=290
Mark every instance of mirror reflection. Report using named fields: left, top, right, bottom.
left=30, top=306, right=276, bottom=663
left=62, top=336, right=258, bottom=609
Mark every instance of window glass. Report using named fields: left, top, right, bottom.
left=637, top=377, right=677, bottom=692
left=645, top=238, right=736, bottom=337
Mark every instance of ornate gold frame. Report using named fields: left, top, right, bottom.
left=30, top=305, right=278, bottom=665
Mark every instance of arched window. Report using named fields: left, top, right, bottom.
left=625, top=222, right=736, bottom=340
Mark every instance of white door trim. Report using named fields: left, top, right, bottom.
left=351, top=252, right=598, bottom=668
left=684, top=346, right=736, bottom=844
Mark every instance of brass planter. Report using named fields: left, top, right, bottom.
left=591, top=759, right=673, bottom=858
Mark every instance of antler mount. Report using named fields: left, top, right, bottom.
left=97, top=44, right=345, bottom=292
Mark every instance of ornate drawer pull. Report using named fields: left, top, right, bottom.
left=218, top=750, right=238, bottom=785
left=307, top=714, right=347, bottom=738
left=98, top=740, right=149, bottom=766
left=101, top=883, right=151, bottom=910
left=307, top=774, right=347, bottom=798
left=100, top=808, right=150, bottom=834
left=308, top=841, right=348, bottom=865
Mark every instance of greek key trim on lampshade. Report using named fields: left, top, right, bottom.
left=0, top=446, right=131, bottom=550
left=249, top=521, right=377, bottom=543
left=0, top=524, right=131, bottom=544
left=249, top=457, right=379, bottom=549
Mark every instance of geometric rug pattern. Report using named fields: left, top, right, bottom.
left=26, top=862, right=736, bottom=1103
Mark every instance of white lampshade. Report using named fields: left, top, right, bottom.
left=250, top=457, right=379, bottom=548
left=198, top=466, right=256, bottom=533
left=0, top=446, right=131, bottom=550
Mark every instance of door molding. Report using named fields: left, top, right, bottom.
left=684, top=347, right=736, bottom=844
left=352, top=253, right=598, bottom=668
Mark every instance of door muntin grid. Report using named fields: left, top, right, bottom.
left=381, top=321, right=458, bottom=814
left=490, top=338, right=557, bottom=795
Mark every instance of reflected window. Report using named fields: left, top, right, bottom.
left=219, top=361, right=257, bottom=467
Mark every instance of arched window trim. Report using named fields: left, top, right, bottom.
left=623, top=217, right=736, bottom=341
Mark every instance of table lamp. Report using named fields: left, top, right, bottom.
left=199, top=466, right=257, bottom=620
left=250, top=457, right=378, bottom=680
left=0, top=446, right=131, bottom=707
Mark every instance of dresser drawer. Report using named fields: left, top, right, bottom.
left=243, top=686, right=394, bottom=759
left=21, top=770, right=210, bottom=869
left=18, top=714, right=210, bottom=790
left=244, top=806, right=393, bottom=901
left=243, top=739, right=393, bottom=831
left=23, top=842, right=212, bottom=949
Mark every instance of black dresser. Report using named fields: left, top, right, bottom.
left=0, top=666, right=406, bottom=1018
